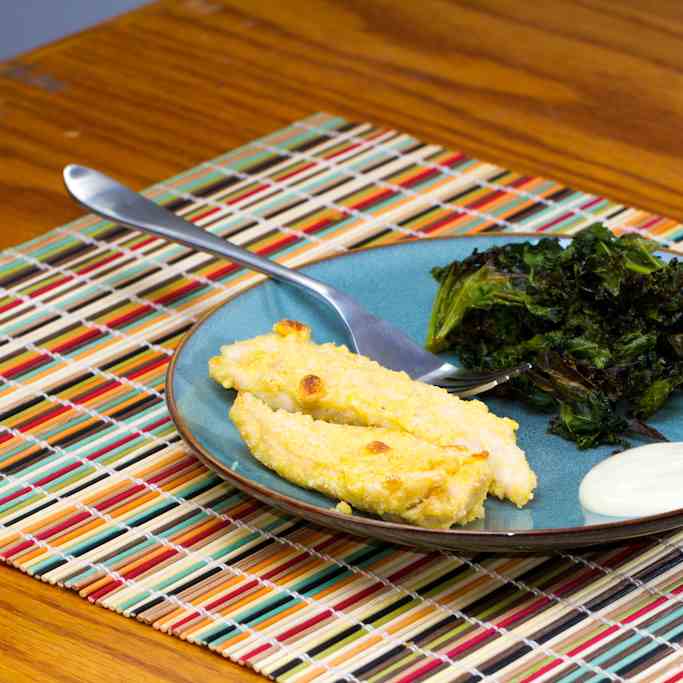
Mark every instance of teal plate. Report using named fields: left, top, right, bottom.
left=167, top=235, right=683, bottom=552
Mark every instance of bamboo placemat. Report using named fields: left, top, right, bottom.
left=1, top=113, right=682, bottom=682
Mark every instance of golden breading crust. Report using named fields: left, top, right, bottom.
left=209, top=320, right=537, bottom=507
left=230, top=393, right=492, bottom=529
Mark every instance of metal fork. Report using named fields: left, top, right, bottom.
left=63, top=165, right=530, bottom=396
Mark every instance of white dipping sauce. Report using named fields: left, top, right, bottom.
left=579, top=443, right=683, bottom=518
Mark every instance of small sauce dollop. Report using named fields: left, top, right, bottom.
left=579, top=443, right=683, bottom=518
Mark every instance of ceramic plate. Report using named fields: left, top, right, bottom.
left=167, top=235, right=683, bottom=552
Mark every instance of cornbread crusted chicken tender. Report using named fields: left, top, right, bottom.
left=209, top=320, right=537, bottom=507
left=230, top=392, right=492, bottom=529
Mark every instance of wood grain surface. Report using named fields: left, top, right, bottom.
left=0, top=568, right=235, bottom=683
left=2, top=0, right=683, bottom=680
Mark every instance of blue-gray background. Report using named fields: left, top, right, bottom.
left=0, top=1, right=149, bottom=60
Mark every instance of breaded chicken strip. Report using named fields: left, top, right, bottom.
left=230, top=392, right=492, bottom=528
left=210, top=320, right=537, bottom=507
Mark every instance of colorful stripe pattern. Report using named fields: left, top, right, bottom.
left=1, top=113, right=682, bottom=682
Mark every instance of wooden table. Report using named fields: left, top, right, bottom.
left=1, top=1, right=683, bottom=680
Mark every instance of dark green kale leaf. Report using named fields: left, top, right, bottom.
left=426, top=224, right=683, bottom=448
left=427, top=265, right=528, bottom=352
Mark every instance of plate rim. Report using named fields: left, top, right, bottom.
left=166, top=233, right=683, bottom=546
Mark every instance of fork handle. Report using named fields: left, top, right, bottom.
left=63, top=164, right=350, bottom=309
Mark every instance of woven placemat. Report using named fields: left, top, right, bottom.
left=1, top=113, right=682, bottom=682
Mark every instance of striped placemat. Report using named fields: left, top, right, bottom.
left=1, top=112, right=682, bottom=682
